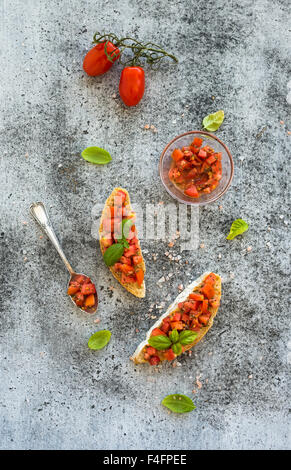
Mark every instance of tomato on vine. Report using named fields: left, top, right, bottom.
left=119, top=66, right=145, bottom=107
left=83, top=32, right=178, bottom=106
left=83, top=42, right=120, bottom=76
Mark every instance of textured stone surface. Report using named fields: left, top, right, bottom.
left=0, top=0, right=290, bottom=450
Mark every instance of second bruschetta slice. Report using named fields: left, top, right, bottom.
left=131, top=272, right=221, bottom=364
left=99, top=187, right=146, bottom=298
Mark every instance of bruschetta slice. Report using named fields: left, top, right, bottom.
left=99, top=187, right=146, bottom=298
left=131, top=272, right=221, bottom=364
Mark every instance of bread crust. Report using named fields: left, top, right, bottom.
left=131, top=272, right=221, bottom=363
left=99, top=187, right=146, bottom=298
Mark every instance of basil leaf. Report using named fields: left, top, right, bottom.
left=169, top=329, right=179, bottom=344
left=202, top=110, right=224, bottom=132
left=103, top=243, right=124, bottom=266
left=162, top=394, right=196, bottom=413
left=227, top=218, right=249, bottom=240
left=172, top=342, right=182, bottom=356
left=148, top=335, right=172, bottom=351
left=88, top=330, right=111, bottom=350
left=179, top=330, right=198, bottom=346
left=81, top=146, right=112, bottom=165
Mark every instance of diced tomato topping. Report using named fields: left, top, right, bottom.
left=164, top=348, right=176, bottom=361
left=67, top=284, right=80, bottom=295
left=151, top=328, right=166, bottom=336
left=201, top=283, right=215, bottom=299
left=103, top=218, right=112, bottom=233
left=72, top=275, right=87, bottom=285
left=84, top=294, right=95, bottom=308
left=146, top=346, right=157, bottom=356
left=121, top=274, right=136, bottom=284
left=205, top=273, right=216, bottom=285
left=190, top=145, right=200, bottom=155
left=202, top=299, right=209, bottom=313
left=185, top=168, right=198, bottom=179
left=101, top=236, right=113, bottom=248
left=81, top=283, right=96, bottom=295
left=199, top=315, right=209, bottom=325
left=120, top=264, right=134, bottom=274
left=189, top=293, right=204, bottom=301
left=129, top=236, right=139, bottom=246
left=182, top=313, right=190, bottom=323
left=114, top=263, right=123, bottom=272
left=172, top=148, right=184, bottom=162
left=198, top=149, right=207, bottom=158
left=209, top=299, right=220, bottom=308
left=124, top=245, right=137, bottom=257
left=206, top=155, right=216, bottom=165
left=192, top=137, right=203, bottom=147
left=172, top=312, right=181, bottom=321
left=161, top=321, right=171, bottom=333
left=105, top=206, right=121, bottom=219
left=115, top=190, right=127, bottom=205
left=120, top=256, right=132, bottom=265
left=184, top=185, right=199, bottom=198
left=133, top=255, right=142, bottom=265
left=74, top=292, right=85, bottom=306
left=192, top=326, right=201, bottom=332
left=136, top=269, right=144, bottom=286
left=122, top=206, right=130, bottom=217
left=170, top=321, right=184, bottom=330
left=177, top=159, right=192, bottom=171
left=149, top=356, right=160, bottom=366
left=168, top=137, right=223, bottom=199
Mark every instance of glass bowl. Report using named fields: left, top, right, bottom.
left=159, top=131, right=234, bottom=205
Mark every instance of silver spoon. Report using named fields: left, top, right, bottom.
left=30, top=202, right=98, bottom=314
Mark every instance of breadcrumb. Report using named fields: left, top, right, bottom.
left=196, top=378, right=202, bottom=389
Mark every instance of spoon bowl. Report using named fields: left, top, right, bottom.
left=67, top=272, right=98, bottom=314
left=30, top=202, right=98, bottom=315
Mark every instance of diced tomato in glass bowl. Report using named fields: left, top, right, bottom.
left=159, top=131, right=233, bottom=206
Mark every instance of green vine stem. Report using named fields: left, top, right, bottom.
left=93, top=32, right=178, bottom=68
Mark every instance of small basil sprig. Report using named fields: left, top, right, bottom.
left=103, top=218, right=133, bottom=266
left=88, top=330, right=111, bottom=350
left=162, top=394, right=196, bottom=413
left=227, top=219, right=249, bottom=240
left=202, top=110, right=224, bottom=132
left=81, top=146, right=112, bottom=165
left=148, top=329, right=197, bottom=355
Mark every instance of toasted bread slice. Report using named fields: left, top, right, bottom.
left=131, top=272, right=221, bottom=364
left=99, top=187, right=146, bottom=298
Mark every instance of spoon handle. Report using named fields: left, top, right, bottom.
left=30, top=202, right=75, bottom=276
